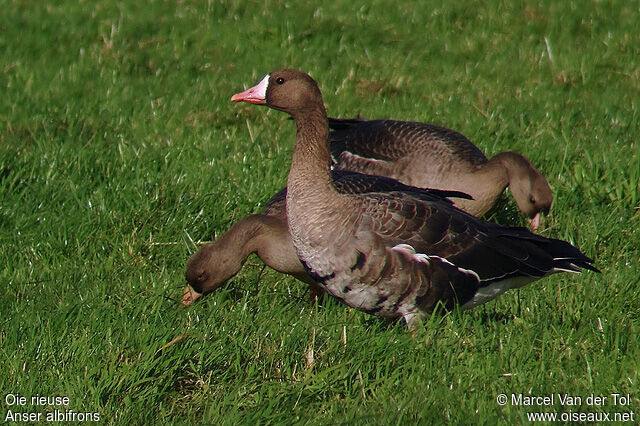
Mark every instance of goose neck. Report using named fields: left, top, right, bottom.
left=287, top=107, right=334, bottom=197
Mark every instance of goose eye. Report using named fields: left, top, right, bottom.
left=275, top=77, right=285, bottom=85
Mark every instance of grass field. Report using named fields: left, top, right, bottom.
left=1, top=0, right=639, bottom=423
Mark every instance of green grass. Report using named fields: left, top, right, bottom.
left=1, top=0, right=639, bottom=423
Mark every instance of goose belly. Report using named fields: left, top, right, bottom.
left=323, top=273, right=405, bottom=319
left=461, top=276, right=535, bottom=310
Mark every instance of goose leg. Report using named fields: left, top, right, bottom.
left=402, top=312, right=423, bottom=330
left=308, top=282, right=325, bottom=304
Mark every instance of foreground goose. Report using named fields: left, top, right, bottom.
left=329, top=118, right=553, bottom=229
left=183, top=171, right=469, bottom=306
left=228, top=69, right=598, bottom=327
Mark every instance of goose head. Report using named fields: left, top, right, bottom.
left=183, top=242, right=243, bottom=306
left=507, top=159, right=553, bottom=230
left=231, top=69, right=323, bottom=117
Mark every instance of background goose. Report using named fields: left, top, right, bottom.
left=230, top=69, right=597, bottom=327
left=329, top=117, right=552, bottom=230
left=183, top=171, right=469, bottom=306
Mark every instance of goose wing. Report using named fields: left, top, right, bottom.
left=354, top=189, right=598, bottom=288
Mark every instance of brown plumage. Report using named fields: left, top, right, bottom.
left=227, top=69, right=597, bottom=327
left=183, top=212, right=314, bottom=306
left=183, top=171, right=468, bottom=306
left=328, top=117, right=553, bottom=229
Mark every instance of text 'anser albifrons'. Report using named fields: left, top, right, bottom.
left=229, top=69, right=597, bottom=327
left=328, top=117, right=552, bottom=230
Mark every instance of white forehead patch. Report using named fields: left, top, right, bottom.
left=253, top=74, right=270, bottom=98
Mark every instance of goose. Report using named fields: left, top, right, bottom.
left=183, top=171, right=469, bottom=306
left=328, top=117, right=552, bottom=230
left=229, top=69, right=598, bottom=328
left=182, top=207, right=316, bottom=307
